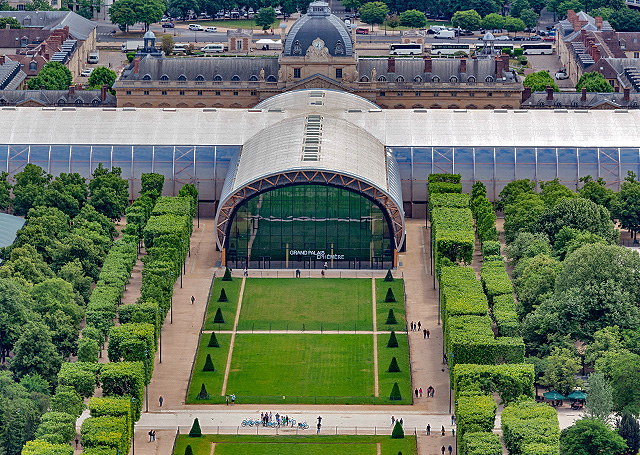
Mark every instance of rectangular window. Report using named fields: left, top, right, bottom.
left=505, top=92, right=511, bottom=97
left=215, top=91, right=221, bottom=96
left=294, top=68, right=301, bottom=78
left=433, top=92, right=439, bottom=97
left=143, top=90, right=149, bottom=95
left=162, top=91, right=167, bottom=95
left=469, top=92, right=474, bottom=97
left=379, top=92, right=385, bottom=96
left=415, top=92, right=420, bottom=96
left=251, top=91, right=257, bottom=96
left=635, top=52, right=639, bottom=58
left=487, top=92, right=493, bottom=97
left=126, top=90, right=131, bottom=95
left=450, top=92, right=456, bottom=97
left=335, top=68, right=342, bottom=79
left=233, top=91, right=238, bottom=96
left=397, top=92, right=403, bottom=96
left=198, top=91, right=203, bottom=96
left=180, top=91, right=185, bottom=96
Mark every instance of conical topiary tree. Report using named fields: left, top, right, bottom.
left=385, top=287, right=396, bottom=303
left=384, top=269, right=394, bottom=282
left=203, top=354, right=215, bottom=372
left=185, top=445, right=193, bottom=455
left=391, top=420, right=404, bottom=439
left=213, top=307, right=224, bottom=324
left=197, top=384, right=209, bottom=400
left=386, top=308, right=397, bottom=325
left=388, top=356, right=400, bottom=372
left=222, top=267, right=232, bottom=281
left=387, top=330, right=399, bottom=348
left=218, top=288, right=228, bottom=302
left=390, top=382, right=402, bottom=401
left=189, top=418, right=202, bottom=437
left=208, top=332, right=219, bottom=348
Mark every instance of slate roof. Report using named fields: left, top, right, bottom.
left=522, top=91, right=640, bottom=109
left=0, top=28, right=49, bottom=49
left=0, top=58, right=26, bottom=90
left=0, top=89, right=117, bottom=107
left=0, top=11, right=96, bottom=41
left=120, top=55, right=280, bottom=82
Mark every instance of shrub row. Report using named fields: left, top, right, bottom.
left=463, top=432, right=502, bottom=455
left=21, top=441, right=73, bottom=455
left=480, top=260, right=514, bottom=306
left=80, top=416, right=130, bottom=455
left=107, top=323, right=156, bottom=383
left=456, top=392, right=498, bottom=453
left=501, top=398, right=560, bottom=455
left=470, top=182, right=498, bottom=244
left=440, top=266, right=488, bottom=320
left=429, top=193, right=470, bottom=211
left=492, top=294, right=519, bottom=337
left=453, top=363, right=535, bottom=404
left=428, top=173, right=462, bottom=195
left=431, top=207, right=475, bottom=270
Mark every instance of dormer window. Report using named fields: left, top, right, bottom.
left=178, top=74, right=187, bottom=81
left=142, top=74, right=151, bottom=80
left=335, top=40, right=344, bottom=55
left=195, top=74, right=205, bottom=81
left=29, top=61, right=37, bottom=71
left=160, top=74, right=169, bottom=81
left=293, top=40, right=302, bottom=55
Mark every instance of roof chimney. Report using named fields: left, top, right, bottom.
left=522, top=86, right=532, bottom=102
left=595, top=16, right=603, bottom=30
left=593, top=46, right=600, bottom=63
left=69, top=85, right=75, bottom=97
left=581, top=86, right=587, bottom=101
left=496, top=57, right=503, bottom=79
left=624, top=87, right=630, bottom=101
left=424, top=56, right=432, bottom=73
left=546, top=85, right=553, bottom=100
left=460, top=58, right=466, bottom=73
left=387, top=57, right=395, bottom=73
left=101, top=84, right=108, bottom=101
left=615, top=85, right=619, bottom=92
left=134, top=57, right=139, bottom=74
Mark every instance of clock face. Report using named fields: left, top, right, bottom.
left=313, top=40, right=323, bottom=49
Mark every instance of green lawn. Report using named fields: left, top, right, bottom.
left=224, top=334, right=374, bottom=404
left=196, top=19, right=281, bottom=30
left=203, top=278, right=241, bottom=331
left=376, top=279, right=407, bottom=332
left=174, top=435, right=417, bottom=455
left=377, top=333, right=412, bottom=405
left=186, top=333, right=231, bottom=404
left=237, top=279, right=373, bottom=331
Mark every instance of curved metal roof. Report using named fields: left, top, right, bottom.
left=254, top=88, right=380, bottom=111
left=214, top=114, right=404, bottom=250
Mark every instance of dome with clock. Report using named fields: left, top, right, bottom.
left=283, top=1, right=354, bottom=57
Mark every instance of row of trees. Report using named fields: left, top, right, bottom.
left=524, top=70, right=615, bottom=92
left=26, top=63, right=117, bottom=96
left=496, top=175, right=640, bottom=453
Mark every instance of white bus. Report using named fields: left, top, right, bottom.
left=496, top=43, right=515, bottom=54
left=430, top=43, right=472, bottom=57
left=389, top=43, right=423, bottom=55
left=521, top=43, right=553, bottom=55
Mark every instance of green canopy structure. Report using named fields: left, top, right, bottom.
left=543, top=391, right=565, bottom=400
left=567, top=390, right=587, bottom=400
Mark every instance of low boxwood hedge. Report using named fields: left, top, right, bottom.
left=453, top=363, right=535, bottom=404
left=501, top=398, right=559, bottom=455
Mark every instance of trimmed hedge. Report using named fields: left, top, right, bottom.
left=453, top=363, right=535, bottom=404
left=432, top=207, right=475, bottom=269
left=492, top=294, right=519, bottom=337
left=57, top=362, right=100, bottom=398
left=463, top=432, right=502, bottom=455
left=429, top=192, right=470, bottom=210
left=34, top=412, right=76, bottom=445
left=81, top=416, right=130, bottom=455
left=81, top=446, right=118, bottom=455
left=100, top=362, right=145, bottom=420
left=482, top=241, right=501, bottom=258
left=480, top=260, right=513, bottom=306
left=117, top=301, right=161, bottom=343
left=430, top=181, right=462, bottom=194
left=107, top=323, right=155, bottom=383
left=456, top=393, right=497, bottom=450
left=151, top=196, right=192, bottom=217
left=440, top=266, right=489, bottom=320
left=89, top=396, right=133, bottom=433
left=21, top=440, right=73, bottom=455
left=50, top=385, right=86, bottom=419
left=429, top=173, right=461, bottom=184
left=501, top=398, right=559, bottom=455
left=78, top=337, right=100, bottom=363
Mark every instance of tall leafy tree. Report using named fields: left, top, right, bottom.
left=482, top=12, right=505, bottom=30
left=613, top=172, right=640, bottom=239
left=11, top=164, right=51, bottom=217
left=88, top=163, right=129, bottom=220
left=87, top=67, right=117, bottom=92
left=519, top=8, right=539, bottom=29
left=617, top=411, right=640, bottom=455
left=503, top=193, right=545, bottom=244
left=560, top=418, right=627, bottom=455
left=26, top=62, right=72, bottom=91
left=0, top=279, right=28, bottom=363
left=504, top=15, right=526, bottom=34
left=109, top=0, right=137, bottom=32
left=255, top=6, right=276, bottom=30
left=609, top=6, right=640, bottom=32
left=608, top=352, right=640, bottom=415
left=585, top=371, right=613, bottom=424
left=523, top=70, right=559, bottom=91
left=10, top=320, right=62, bottom=386
left=543, top=346, right=581, bottom=395
left=0, top=17, right=22, bottom=29
left=399, top=9, right=427, bottom=28
left=0, top=171, right=11, bottom=211
left=360, top=1, right=389, bottom=28
left=452, top=9, right=482, bottom=30
left=579, top=175, right=616, bottom=212
left=510, top=0, right=530, bottom=18
left=576, top=71, right=615, bottom=92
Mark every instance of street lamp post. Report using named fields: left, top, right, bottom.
left=159, top=325, right=162, bottom=363
left=131, top=397, right=136, bottom=454
left=169, top=272, right=173, bottom=324
left=197, top=181, right=200, bottom=228
left=448, top=352, right=453, bottom=414
left=144, top=349, right=149, bottom=413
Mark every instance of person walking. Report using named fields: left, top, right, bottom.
left=243, top=267, right=248, bottom=277
left=426, top=329, right=430, bottom=339
left=321, top=269, right=325, bottom=277
left=441, top=446, right=446, bottom=455
left=159, top=396, right=163, bottom=407
left=296, top=269, right=300, bottom=278
left=148, top=430, right=153, bottom=442
left=226, top=395, right=229, bottom=405
left=317, top=416, right=322, bottom=425
left=324, top=261, right=328, bottom=270
left=231, top=394, right=235, bottom=404
left=152, top=430, right=156, bottom=442
left=399, top=418, right=403, bottom=426
left=419, top=387, right=422, bottom=397
left=451, top=414, right=455, bottom=425
left=441, top=426, right=445, bottom=436
left=415, top=388, right=419, bottom=398
left=417, top=321, right=421, bottom=330
left=426, top=424, right=431, bottom=435
left=191, top=295, right=195, bottom=305
left=448, top=444, right=453, bottom=454
left=423, top=328, right=427, bottom=339
left=391, top=416, right=395, bottom=426
left=317, top=422, right=322, bottom=434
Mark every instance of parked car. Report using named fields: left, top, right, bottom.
left=80, top=68, right=94, bottom=77
left=543, top=36, right=555, bottom=41
left=555, top=70, right=569, bottom=80
left=161, top=16, right=170, bottom=22
left=495, top=35, right=511, bottom=41
left=205, top=26, right=217, bottom=32
left=456, top=29, right=474, bottom=36
left=527, top=35, right=541, bottom=41
left=355, top=28, right=369, bottom=34
left=189, top=24, right=203, bottom=31
left=162, top=22, right=175, bottom=28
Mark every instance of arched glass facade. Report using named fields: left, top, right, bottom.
left=225, top=185, right=395, bottom=269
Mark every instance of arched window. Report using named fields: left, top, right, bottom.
left=293, top=40, right=302, bottom=55
left=538, top=100, right=545, bottom=107
left=571, top=101, right=578, bottom=107
left=142, top=74, right=151, bottom=80
left=0, top=99, right=6, bottom=106
left=92, top=98, right=100, bottom=106
left=266, top=75, right=276, bottom=82
left=555, top=101, right=562, bottom=107
left=485, top=76, right=494, bottom=82
left=20, top=37, right=27, bottom=47
left=160, top=74, right=169, bottom=81
left=178, top=74, right=187, bottom=81
left=195, top=74, right=205, bottom=81
left=214, top=74, right=223, bottom=81
left=449, top=76, right=458, bottom=83
left=467, top=76, right=476, bottom=83
left=75, top=99, right=83, bottom=106
left=377, top=75, right=387, bottom=82
left=413, top=75, right=422, bottom=82
left=335, top=40, right=344, bottom=55
left=231, top=74, right=240, bottom=81
left=57, top=99, right=66, bottom=106
left=396, top=75, right=405, bottom=82
left=360, top=75, right=370, bottom=82
left=29, top=61, right=37, bottom=71
left=432, top=76, right=440, bottom=82
left=249, top=75, right=259, bottom=81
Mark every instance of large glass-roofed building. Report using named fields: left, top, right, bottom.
left=1, top=89, right=640, bottom=268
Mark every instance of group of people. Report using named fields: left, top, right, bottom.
left=426, top=424, right=453, bottom=437
left=147, top=430, right=156, bottom=442
left=260, top=411, right=290, bottom=427
left=409, top=321, right=421, bottom=331
left=390, top=416, right=404, bottom=426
